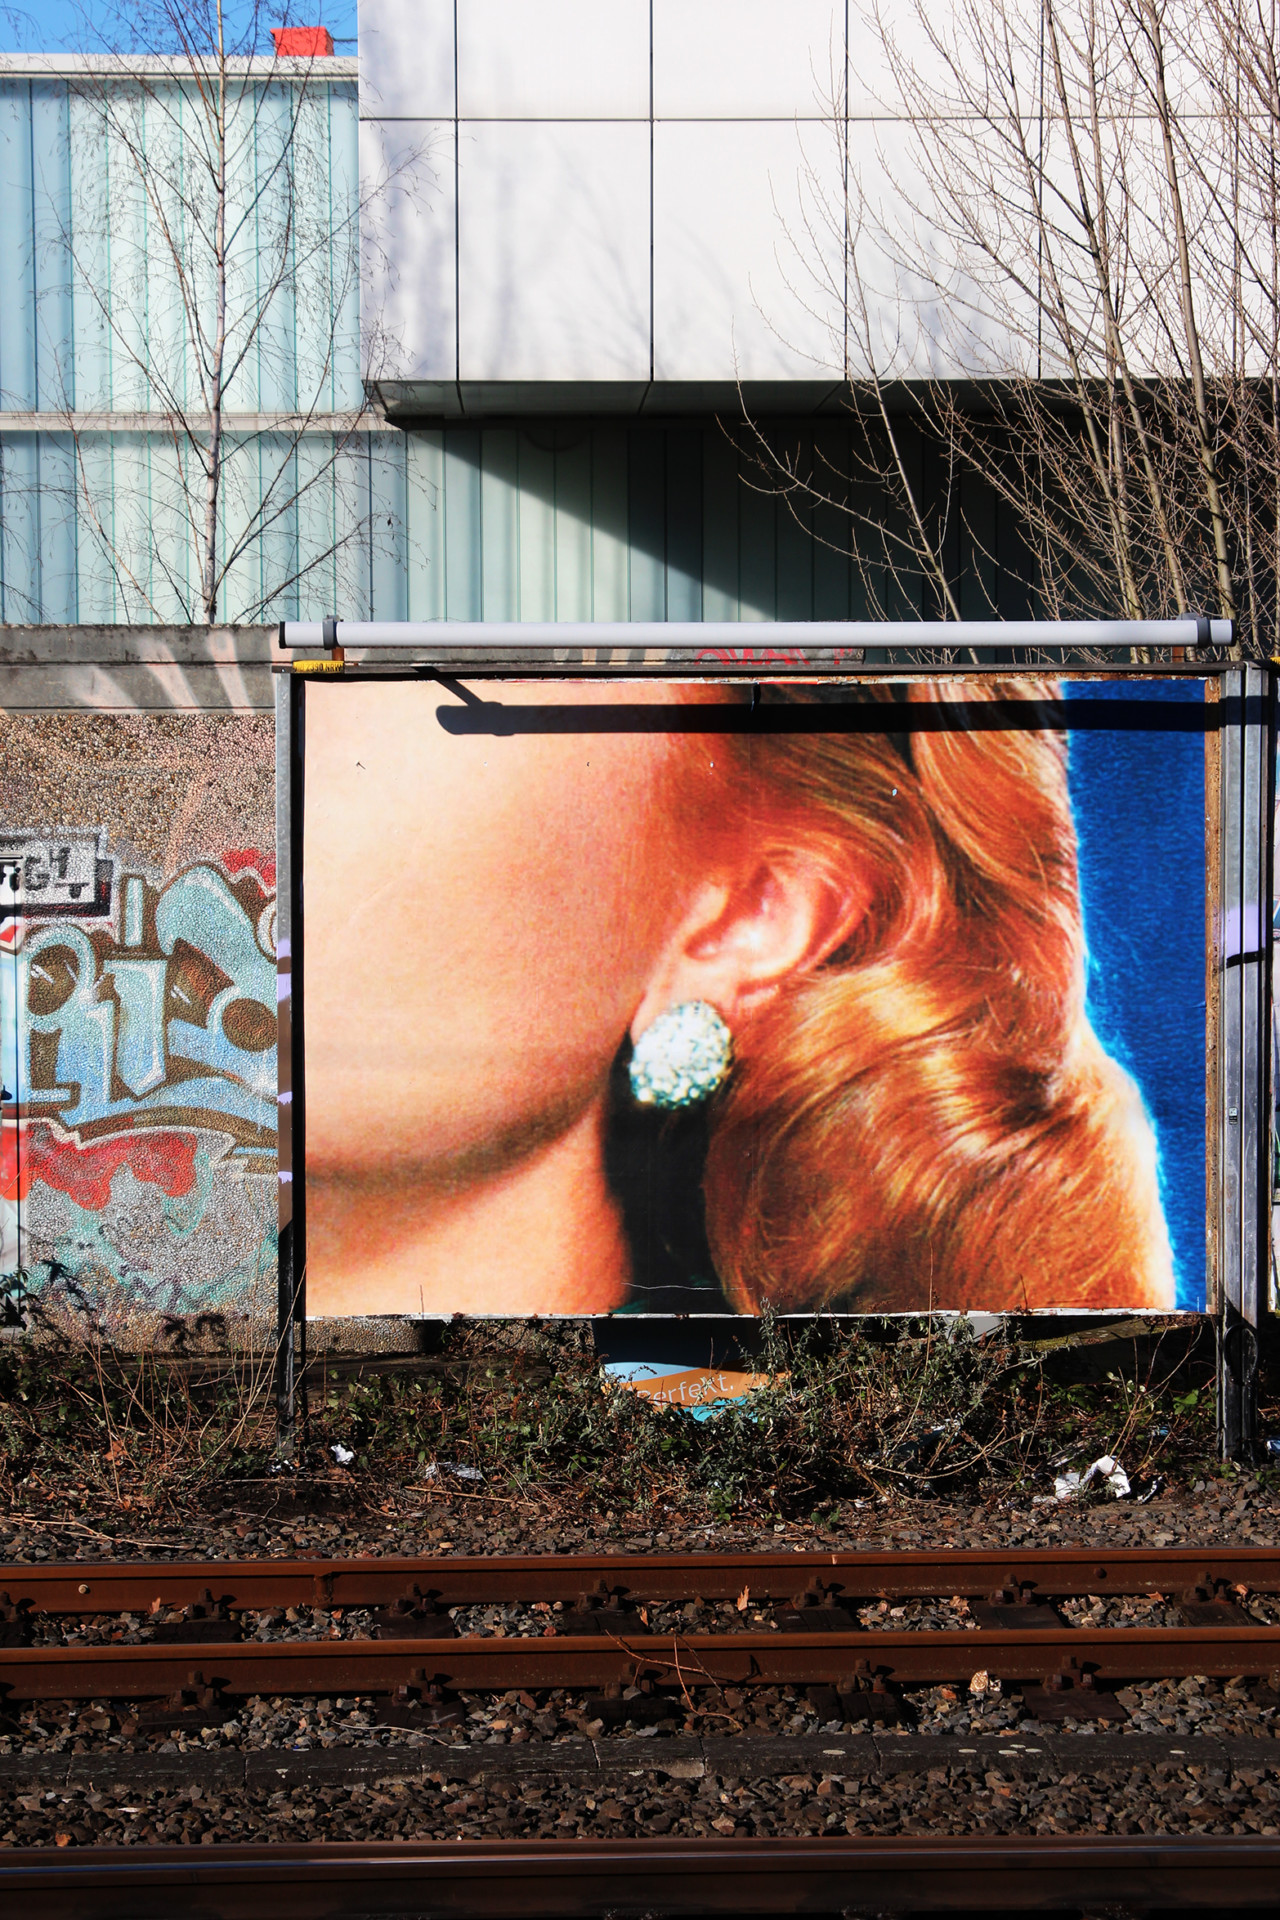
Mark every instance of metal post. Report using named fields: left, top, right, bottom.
left=274, top=670, right=306, bottom=1459
left=1218, top=665, right=1273, bottom=1461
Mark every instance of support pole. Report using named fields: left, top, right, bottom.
left=274, top=670, right=306, bottom=1460
left=1219, top=665, right=1273, bottom=1460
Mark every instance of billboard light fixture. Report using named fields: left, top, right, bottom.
left=278, top=616, right=1232, bottom=654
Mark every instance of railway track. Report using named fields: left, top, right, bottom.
left=8, top=1543, right=1280, bottom=1611
left=5, top=1550, right=1280, bottom=1916
left=1, top=1547, right=1278, bottom=1720
left=3, top=1834, right=1280, bottom=1916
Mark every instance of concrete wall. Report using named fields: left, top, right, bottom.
left=0, top=627, right=276, bottom=1343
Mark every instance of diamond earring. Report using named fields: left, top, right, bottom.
left=629, top=1000, right=733, bottom=1109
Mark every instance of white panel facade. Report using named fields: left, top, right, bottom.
left=652, top=0, right=844, bottom=119
left=843, top=0, right=961, bottom=115
left=654, top=119, right=844, bottom=381
left=359, top=0, right=456, bottom=118
left=361, top=118, right=457, bottom=382
left=357, top=0, right=977, bottom=392
left=457, top=0, right=649, bottom=118
left=457, top=121, right=651, bottom=380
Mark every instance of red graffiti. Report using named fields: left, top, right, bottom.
left=222, top=848, right=277, bottom=891
left=694, top=646, right=869, bottom=668
left=0, top=1123, right=199, bottom=1209
left=694, top=646, right=818, bottom=667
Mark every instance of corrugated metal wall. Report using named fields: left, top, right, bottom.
left=0, top=71, right=362, bottom=414
left=3, top=417, right=1029, bottom=627
left=0, top=67, right=369, bottom=625
left=0, top=429, right=384, bottom=624
left=368, top=423, right=1026, bottom=625
left=375, top=427, right=874, bottom=625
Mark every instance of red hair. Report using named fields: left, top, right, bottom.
left=700, top=679, right=1174, bottom=1313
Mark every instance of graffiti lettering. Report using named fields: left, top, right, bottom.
left=0, top=830, right=113, bottom=916
left=0, top=712, right=280, bottom=1328
left=5, top=855, right=276, bottom=1150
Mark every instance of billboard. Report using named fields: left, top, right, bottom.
left=299, top=674, right=1207, bottom=1319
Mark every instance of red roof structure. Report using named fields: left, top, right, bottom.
left=271, top=26, right=335, bottom=55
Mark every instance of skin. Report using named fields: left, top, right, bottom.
left=302, top=679, right=710, bottom=1316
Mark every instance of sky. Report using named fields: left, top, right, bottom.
left=0, top=0, right=356, bottom=53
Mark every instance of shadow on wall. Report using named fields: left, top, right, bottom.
left=0, top=418, right=1039, bottom=628
left=372, top=417, right=1040, bottom=631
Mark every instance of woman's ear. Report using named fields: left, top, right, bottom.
left=630, top=853, right=866, bottom=1043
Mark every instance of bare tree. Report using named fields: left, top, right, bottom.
left=30, top=0, right=412, bottom=624
left=747, top=0, right=1280, bottom=657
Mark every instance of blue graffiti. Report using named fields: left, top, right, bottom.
left=7, top=863, right=276, bottom=1142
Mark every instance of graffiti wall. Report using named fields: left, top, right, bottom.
left=0, top=712, right=276, bottom=1340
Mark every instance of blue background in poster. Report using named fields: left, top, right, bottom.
left=1064, top=678, right=1206, bottom=1310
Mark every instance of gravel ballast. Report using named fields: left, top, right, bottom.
left=1, top=1474, right=1279, bottom=1850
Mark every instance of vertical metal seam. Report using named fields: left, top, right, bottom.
left=1238, top=670, right=1248, bottom=1335
left=1266, top=672, right=1278, bottom=1320
left=1244, top=669, right=1258, bottom=1334
left=844, top=0, right=850, bottom=382
left=453, top=0, right=460, bottom=394
left=28, top=83, right=43, bottom=618
left=62, top=76, right=73, bottom=416
left=649, top=0, right=655, bottom=386
left=512, top=428, right=520, bottom=622
left=27, top=77, right=37, bottom=412
left=552, top=437, right=559, bottom=623
left=64, top=78, right=79, bottom=620
left=1219, top=670, right=1238, bottom=1453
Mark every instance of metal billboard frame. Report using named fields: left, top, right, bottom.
left=273, top=621, right=1270, bottom=1464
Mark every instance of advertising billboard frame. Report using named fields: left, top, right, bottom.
left=272, top=624, right=1271, bottom=1463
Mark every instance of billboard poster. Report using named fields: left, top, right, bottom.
left=299, top=675, right=1207, bottom=1320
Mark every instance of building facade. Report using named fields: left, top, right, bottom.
left=0, top=9, right=1031, bottom=629
left=0, top=3, right=1229, bottom=1351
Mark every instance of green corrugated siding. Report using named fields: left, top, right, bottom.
left=0, top=69, right=372, bottom=624
left=391, top=424, right=928, bottom=631
left=2, top=418, right=1023, bottom=627
left=399, top=424, right=946, bottom=627
left=0, top=72, right=360, bottom=417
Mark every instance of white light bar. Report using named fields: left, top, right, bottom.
left=279, top=617, right=1231, bottom=652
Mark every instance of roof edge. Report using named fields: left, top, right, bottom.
left=0, top=51, right=357, bottom=78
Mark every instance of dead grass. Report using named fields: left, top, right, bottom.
left=0, top=1311, right=1226, bottom=1526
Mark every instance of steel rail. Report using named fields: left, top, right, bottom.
left=7, top=1546, right=1280, bottom=1615
left=4, top=1835, right=1280, bottom=1917
left=3, top=1625, right=1280, bottom=1700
